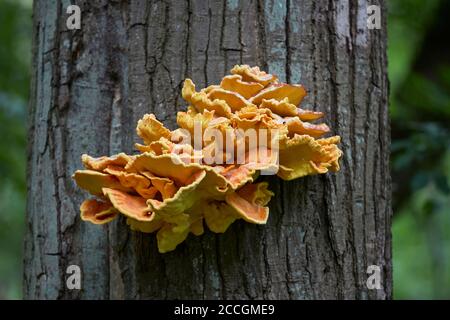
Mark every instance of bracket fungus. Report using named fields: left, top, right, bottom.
left=73, top=65, right=342, bottom=253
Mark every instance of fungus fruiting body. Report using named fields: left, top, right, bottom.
left=73, top=65, right=342, bottom=253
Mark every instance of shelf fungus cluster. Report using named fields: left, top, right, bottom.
left=73, top=65, right=342, bottom=253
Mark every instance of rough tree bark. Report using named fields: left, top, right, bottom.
left=24, top=0, right=391, bottom=299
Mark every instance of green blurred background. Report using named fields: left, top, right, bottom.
left=0, top=0, right=449, bottom=299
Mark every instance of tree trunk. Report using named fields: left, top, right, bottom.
left=24, top=0, right=391, bottom=299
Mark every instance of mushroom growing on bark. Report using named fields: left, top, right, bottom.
left=73, top=65, right=342, bottom=253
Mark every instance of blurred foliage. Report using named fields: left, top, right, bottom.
left=0, top=0, right=32, bottom=299
left=389, top=0, right=450, bottom=299
left=0, top=0, right=448, bottom=300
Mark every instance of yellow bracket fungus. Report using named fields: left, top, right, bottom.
left=72, top=65, right=342, bottom=253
